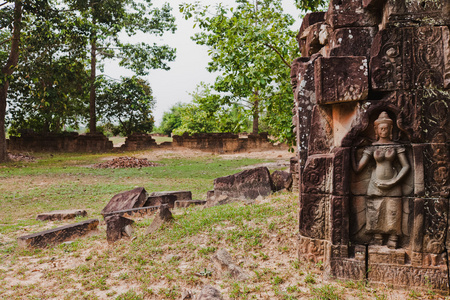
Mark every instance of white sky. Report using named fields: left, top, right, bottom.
left=103, top=0, right=302, bottom=125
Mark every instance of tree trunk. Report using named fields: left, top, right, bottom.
left=0, top=83, right=9, bottom=162
left=89, top=35, right=97, bottom=133
left=252, top=99, right=259, bottom=135
left=0, top=0, right=22, bottom=163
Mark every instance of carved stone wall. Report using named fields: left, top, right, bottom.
left=293, top=0, right=450, bottom=291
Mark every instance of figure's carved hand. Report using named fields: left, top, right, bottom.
left=374, top=179, right=395, bottom=189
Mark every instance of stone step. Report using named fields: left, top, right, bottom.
left=17, top=219, right=99, bottom=248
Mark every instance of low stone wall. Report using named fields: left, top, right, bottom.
left=172, top=132, right=285, bottom=153
left=7, top=132, right=113, bottom=152
left=119, top=133, right=157, bottom=151
left=7, top=132, right=286, bottom=153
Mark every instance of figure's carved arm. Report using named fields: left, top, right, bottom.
left=352, top=148, right=371, bottom=173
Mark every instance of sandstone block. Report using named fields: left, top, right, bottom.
left=103, top=206, right=159, bottom=219
left=145, top=205, right=173, bottom=235
left=315, top=56, right=369, bottom=105
left=213, top=167, right=273, bottom=201
left=101, top=187, right=148, bottom=216
left=36, top=209, right=87, bottom=221
left=211, top=249, right=249, bottom=281
left=105, top=215, right=134, bottom=243
left=18, top=219, right=99, bottom=248
left=144, top=191, right=192, bottom=208
left=271, top=170, right=293, bottom=191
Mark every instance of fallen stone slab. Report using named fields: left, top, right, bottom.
left=105, top=215, right=134, bottom=243
left=101, top=187, right=148, bottom=216
left=144, top=190, right=192, bottom=208
left=103, top=206, right=160, bottom=219
left=209, top=167, right=273, bottom=207
left=145, top=205, right=173, bottom=235
left=197, top=285, right=224, bottom=300
left=17, top=219, right=99, bottom=248
left=36, top=209, right=87, bottom=221
left=174, top=200, right=206, bottom=208
left=211, top=249, right=249, bottom=281
left=271, top=170, right=293, bottom=192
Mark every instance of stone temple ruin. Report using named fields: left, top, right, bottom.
left=291, top=0, right=450, bottom=291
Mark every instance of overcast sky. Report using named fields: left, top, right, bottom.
left=103, top=0, right=302, bottom=125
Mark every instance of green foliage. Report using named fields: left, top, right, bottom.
left=295, top=0, right=328, bottom=13
left=96, top=76, right=155, bottom=136
left=172, top=83, right=250, bottom=135
left=180, top=0, right=298, bottom=144
left=6, top=10, right=90, bottom=134
left=157, top=103, right=185, bottom=135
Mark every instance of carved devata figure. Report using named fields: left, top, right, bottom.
left=353, top=112, right=410, bottom=248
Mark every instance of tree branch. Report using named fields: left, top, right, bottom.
left=0, top=2, right=9, bottom=8
left=263, top=42, right=291, bottom=69
left=1, top=0, right=21, bottom=76
left=0, top=37, right=11, bottom=47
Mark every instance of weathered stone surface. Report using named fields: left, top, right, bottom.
left=270, top=170, right=293, bottom=191
left=315, top=56, right=369, bottom=105
left=174, top=200, right=207, bottom=208
left=213, top=167, right=273, bottom=201
left=36, top=209, right=87, bottom=221
left=18, top=219, right=99, bottom=248
left=328, top=27, right=377, bottom=57
left=296, top=12, right=326, bottom=56
left=307, top=106, right=333, bottom=155
left=101, top=187, right=148, bottom=216
left=299, top=194, right=328, bottom=239
left=325, top=0, right=378, bottom=28
left=371, top=27, right=448, bottom=91
left=144, top=191, right=192, bottom=208
left=298, top=235, right=326, bottom=263
left=381, top=0, right=450, bottom=28
left=145, top=205, right=173, bottom=235
left=332, top=147, right=351, bottom=196
left=120, top=133, right=157, bottom=151
left=211, top=249, right=249, bottom=281
left=105, top=215, right=134, bottom=243
left=302, top=154, right=333, bottom=194
left=330, top=196, right=349, bottom=245
left=103, top=206, right=159, bottom=219
left=197, top=285, right=224, bottom=300
left=329, top=258, right=366, bottom=281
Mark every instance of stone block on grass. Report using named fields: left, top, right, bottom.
left=17, top=219, right=99, bottom=248
left=101, top=187, right=148, bottom=216
left=103, top=206, right=160, bottom=219
left=36, top=209, right=87, bottom=221
left=105, top=215, right=134, bottom=243
left=144, top=191, right=192, bottom=208
left=145, top=204, right=173, bottom=235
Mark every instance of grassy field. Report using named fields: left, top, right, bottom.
left=0, top=149, right=435, bottom=299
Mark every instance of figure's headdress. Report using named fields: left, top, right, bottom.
left=374, top=111, right=393, bottom=127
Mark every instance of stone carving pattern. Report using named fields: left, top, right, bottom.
left=298, top=236, right=325, bottom=263
left=299, top=194, right=326, bottom=239
left=368, top=264, right=448, bottom=290
left=422, top=198, right=448, bottom=254
left=330, top=259, right=366, bottom=281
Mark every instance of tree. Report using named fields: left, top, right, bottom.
left=96, top=76, right=155, bottom=136
left=295, top=0, right=327, bottom=12
left=172, top=83, right=250, bottom=135
left=7, top=6, right=90, bottom=135
left=158, top=102, right=184, bottom=135
left=65, top=0, right=177, bottom=133
left=180, top=0, right=299, bottom=144
left=1, top=1, right=54, bottom=162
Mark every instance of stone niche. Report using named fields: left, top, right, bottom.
left=292, top=0, right=450, bottom=291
